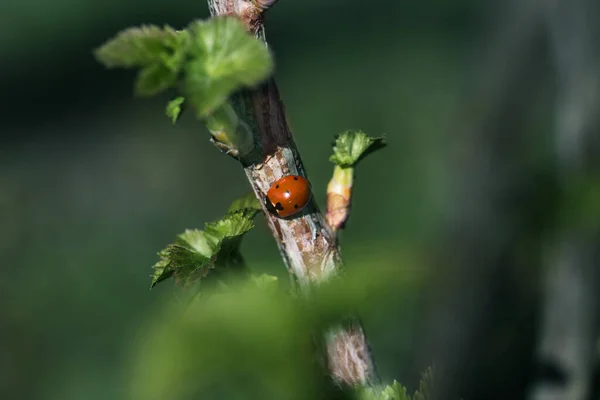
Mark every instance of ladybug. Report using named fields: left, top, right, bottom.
left=264, top=175, right=311, bottom=218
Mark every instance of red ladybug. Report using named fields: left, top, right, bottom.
left=265, top=175, right=311, bottom=218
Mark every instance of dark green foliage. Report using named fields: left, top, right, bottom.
left=133, top=262, right=427, bottom=400
left=559, top=173, right=600, bottom=232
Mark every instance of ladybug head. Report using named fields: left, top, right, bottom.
left=264, top=195, right=284, bottom=215
left=264, top=195, right=278, bottom=215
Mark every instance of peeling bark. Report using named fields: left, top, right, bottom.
left=206, top=0, right=376, bottom=386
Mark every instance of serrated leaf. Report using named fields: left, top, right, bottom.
left=94, top=25, right=181, bottom=68
left=382, top=381, right=410, bottom=400
left=150, top=256, right=173, bottom=287
left=412, top=366, right=434, bottom=400
left=204, top=209, right=256, bottom=241
left=95, top=25, right=189, bottom=97
left=353, top=372, right=434, bottom=400
left=183, top=16, right=274, bottom=117
left=354, top=382, right=409, bottom=400
left=227, top=191, right=262, bottom=214
left=150, top=208, right=260, bottom=288
left=175, top=229, right=217, bottom=258
left=166, top=96, right=185, bottom=124
left=330, top=130, right=386, bottom=168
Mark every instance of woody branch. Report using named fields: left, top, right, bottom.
left=205, top=0, right=377, bottom=387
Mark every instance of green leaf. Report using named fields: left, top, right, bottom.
left=412, top=366, right=434, bottom=400
left=382, top=381, right=410, bottom=400
left=150, top=207, right=260, bottom=288
left=135, top=63, right=178, bottom=97
left=353, top=367, right=433, bottom=400
left=94, top=24, right=181, bottom=68
left=149, top=255, right=172, bottom=287
left=355, top=382, right=409, bottom=400
left=249, top=274, right=279, bottom=289
left=136, top=257, right=423, bottom=399
left=166, top=96, right=185, bottom=124
left=183, top=16, right=274, bottom=117
left=95, top=25, right=189, bottom=96
left=96, top=18, right=272, bottom=113
left=227, top=191, right=262, bottom=214
left=330, top=130, right=386, bottom=168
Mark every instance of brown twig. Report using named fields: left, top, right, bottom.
left=206, top=0, right=377, bottom=387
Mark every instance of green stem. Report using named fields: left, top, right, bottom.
left=332, top=165, right=354, bottom=188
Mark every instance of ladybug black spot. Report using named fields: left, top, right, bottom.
left=293, top=176, right=298, bottom=180
left=264, top=196, right=278, bottom=214
left=275, top=202, right=284, bottom=211
left=294, top=204, right=298, bottom=209
left=275, top=185, right=279, bottom=189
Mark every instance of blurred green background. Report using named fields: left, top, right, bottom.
left=0, top=0, right=547, bottom=399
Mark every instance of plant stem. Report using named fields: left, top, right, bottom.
left=206, top=0, right=377, bottom=387
left=327, top=166, right=353, bottom=232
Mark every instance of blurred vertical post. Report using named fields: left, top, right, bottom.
left=529, top=1, right=600, bottom=399
left=414, top=0, right=549, bottom=398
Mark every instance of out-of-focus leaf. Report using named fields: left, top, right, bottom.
left=249, top=273, right=279, bottom=290
left=95, top=25, right=189, bottom=96
left=183, top=16, right=274, bottom=117
left=136, top=259, right=423, bottom=400
left=94, top=25, right=181, bottom=68
left=166, top=96, right=185, bottom=124
left=412, top=366, right=434, bottom=400
left=130, top=279, right=327, bottom=400
left=134, top=62, right=178, bottom=96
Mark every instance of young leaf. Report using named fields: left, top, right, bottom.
left=353, top=367, right=433, bottom=400
left=166, top=96, right=185, bottom=124
left=95, top=25, right=189, bottom=97
left=355, top=382, right=410, bottom=400
left=383, top=382, right=410, bottom=400
left=330, top=130, right=386, bottom=168
left=135, top=63, right=178, bottom=96
left=227, top=191, right=262, bottom=214
left=94, top=25, right=181, bottom=68
left=183, top=16, right=274, bottom=117
left=151, top=210, right=257, bottom=288
left=412, top=366, right=434, bottom=400
left=150, top=193, right=263, bottom=288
